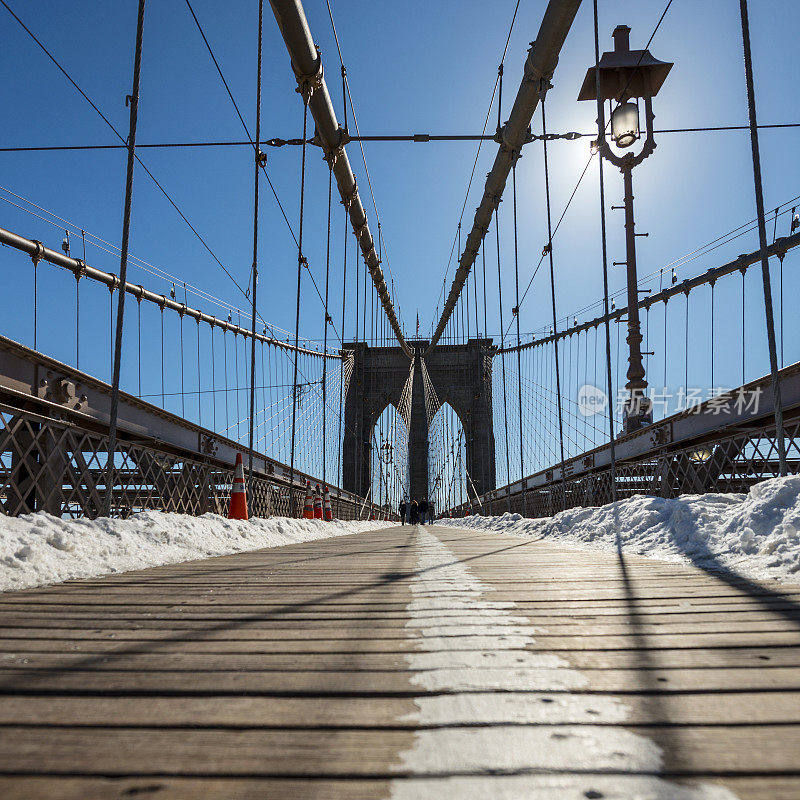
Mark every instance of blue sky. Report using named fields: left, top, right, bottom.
left=2, top=0, right=799, bottom=418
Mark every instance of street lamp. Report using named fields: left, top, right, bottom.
left=579, top=25, right=672, bottom=433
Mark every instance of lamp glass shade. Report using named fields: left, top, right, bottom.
left=611, top=101, right=639, bottom=148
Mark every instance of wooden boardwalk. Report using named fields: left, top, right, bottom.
left=0, top=524, right=799, bottom=799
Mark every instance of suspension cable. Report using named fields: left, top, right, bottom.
left=105, top=0, right=146, bottom=517
left=322, top=166, right=333, bottom=485
left=511, top=165, right=526, bottom=514
left=739, top=0, right=787, bottom=476
left=289, top=95, right=310, bottom=489
left=540, top=91, right=567, bottom=505
left=593, top=0, right=617, bottom=500
left=495, top=205, right=512, bottom=508
left=247, top=0, right=264, bottom=495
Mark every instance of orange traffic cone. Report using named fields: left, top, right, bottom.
left=313, top=484, right=323, bottom=519
left=228, top=453, right=248, bottom=521
left=323, top=486, right=333, bottom=521
left=302, top=481, right=314, bottom=519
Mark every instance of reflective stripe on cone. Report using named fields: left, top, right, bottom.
left=323, top=485, right=333, bottom=521
left=313, top=484, right=323, bottom=519
left=302, top=481, right=314, bottom=519
left=228, top=453, right=248, bottom=521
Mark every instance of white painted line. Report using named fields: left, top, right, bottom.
left=389, top=527, right=738, bottom=799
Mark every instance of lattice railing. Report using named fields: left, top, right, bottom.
left=0, top=400, right=376, bottom=521
left=450, top=416, right=800, bottom=519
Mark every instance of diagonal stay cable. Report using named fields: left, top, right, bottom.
left=184, top=0, right=342, bottom=345
left=506, top=150, right=596, bottom=339
left=324, top=0, right=403, bottom=331
left=430, top=0, right=522, bottom=328
left=509, top=0, right=675, bottom=340
left=0, top=0, right=254, bottom=306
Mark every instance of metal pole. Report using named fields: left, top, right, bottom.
left=621, top=161, right=651, bottom=433
left=739, top=0, right=787, bottom=476
left=248, top=0, right=264, bottom=500
left=105, top=0, right=146, bottom=517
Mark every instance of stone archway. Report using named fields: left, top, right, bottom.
left=343, top=339, right=495, bottom=499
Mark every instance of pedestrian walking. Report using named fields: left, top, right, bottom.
left=418, top=498, right=428, bottom=524
left=409, top=500, right=419, bottom=524
left=399, top=499, right=407, bottom=525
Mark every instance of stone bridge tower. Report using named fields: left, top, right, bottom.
left=342, top=339, right=496, bottom=502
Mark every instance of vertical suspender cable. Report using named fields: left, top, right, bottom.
left=739, top=0, right=787, bottom=476
left=482, top=245, right=488, bottom=341
left=472, top=248, right=480, bottom=336
left=322, top=166, right=332, bottom=485
left=289, top=93, right=310, bottom=491
left=512, top=165, right=526, bottom=514
left=247, top=0, right=264, bottom=497
left=137, top=299, right=141, bottom=396
left=196, top=317, right=202, bottom=425
left=540, top=92, right=567, bottom=508
left=75, top=274, right=80, bottom=369
left=160, top=308, right=165, bottom=409
left=495, top=207, right=512, bottom=508
left=337, top=195, right=348, bottom=491
left=105, top=0, right=146, bottom=517
left=211, top=325, right=216, bottom=430
left=593, top=0, right=617, bottom=500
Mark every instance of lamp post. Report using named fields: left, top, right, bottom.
left=579, top=25, right=672, bottom=433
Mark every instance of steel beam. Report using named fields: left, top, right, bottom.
left=268, top=0, right=411, bottom=358
left=426, top=0, right=583, bottom=355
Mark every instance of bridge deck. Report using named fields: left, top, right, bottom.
left=0, top=525, right=799, bottom=799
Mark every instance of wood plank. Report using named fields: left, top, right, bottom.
left=0, top=524, right=798, bottom=800
left=0, top=692, right=797, bottom=727
left=1, top=645, right=799, bottom=670
left=1, top=725, right=799, bottom=775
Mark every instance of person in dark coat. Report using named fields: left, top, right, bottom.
left=418, top=498, right=429, bottom=524
left=399, top=499, right=408, bottom=524
left=409, top=500, right=420, bottom=524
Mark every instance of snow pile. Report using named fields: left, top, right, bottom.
left=0, top=512, right=392, bottom=592
left=437, top=475, right=800, bottom=583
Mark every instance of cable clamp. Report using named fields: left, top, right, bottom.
left=324, top=127, right=349, bottom=166
left=255, top=148, right=267, bottom=166
left=294, top=47, right=324, bottom=101
left=341, top=181, right=358, bottom=209
left=542, top=243, right=552, bottom=256
left=30, top=240, right=45, bottom=267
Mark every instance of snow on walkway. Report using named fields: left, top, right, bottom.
left=438, top=475, right=800, bottom=584
left=0, top=512, right=391, bottom=592
left=390, top=527, right=735, bottom=799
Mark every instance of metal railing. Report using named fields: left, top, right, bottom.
left=0, top=338, right=392, bottom=521
left=446, top=362, right=800, bottom=519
